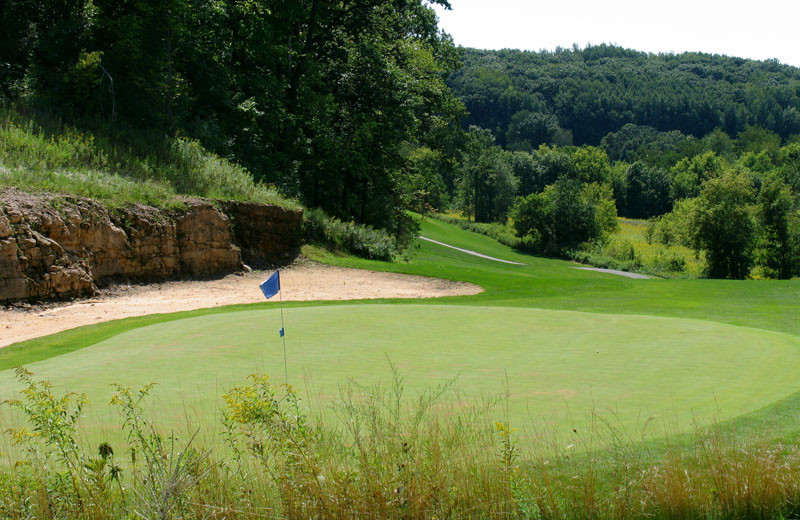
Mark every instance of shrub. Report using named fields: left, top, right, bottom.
left=650, top=251, right=688, bottom=273
left=511, top=178, right=618, bottom=256
left=303, top=208, right=402, bottom=261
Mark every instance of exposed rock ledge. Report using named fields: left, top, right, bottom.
left=0, top=188, right=303, bottom=303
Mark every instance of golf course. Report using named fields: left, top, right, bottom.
left=2, top=215, right=799, bottom=447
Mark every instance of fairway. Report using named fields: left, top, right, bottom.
left=2, top=304, right=799, bottom=440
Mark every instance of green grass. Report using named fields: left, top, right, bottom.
left=3, top=305, right=799, bottom=443
left=2, top=213, right=800, bottom=444
left=0, top=106, right=297, bottom=208
left=1, top=212, right=800, bottom=518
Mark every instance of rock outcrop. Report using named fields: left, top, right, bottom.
left=221, top=201, right=303, bottom=268
left=0, top=188, right=303, bottom=302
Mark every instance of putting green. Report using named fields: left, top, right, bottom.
left=1, top=304, right=799, bottom=439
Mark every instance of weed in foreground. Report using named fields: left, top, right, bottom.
left=4, top=368, right=800, bottom=519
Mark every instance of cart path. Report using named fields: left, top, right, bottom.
left=572, top=267, right=651, bottom=279
left=419, top=236, right=526, bottom=265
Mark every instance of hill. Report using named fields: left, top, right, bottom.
left=448, top=44, right=800, bottom=148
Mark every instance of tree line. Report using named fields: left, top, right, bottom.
left=0, top=0, right=462, bottom=243
left=448, top=44, right=800, bottom=149
left=1, top=5, right=798, bottom=278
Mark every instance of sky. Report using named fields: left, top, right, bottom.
left=431, top=0, right=800, bottom=68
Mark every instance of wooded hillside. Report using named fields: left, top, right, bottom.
left=449, top=45, right=800, bottom=149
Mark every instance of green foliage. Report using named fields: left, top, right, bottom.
left=512, top=177, right=618, bottom=256
left=689, top=172, right=758, bottom=279
left=669, top=151, right=726, bottom=201
left=513, top=145, right=574, bottom=197
left=736, top=125, right=782, bottom=155
left=455, top=126, right=518, bottom=222
left=398, top=146, right=449, bottom=213
left=163, top=138, right=285, bottom=203
left=649, top=198, right=699, bottom=247
left=1, top=0, right=461, bottom=240
left=619, top=162, right=671, bottom=218
left=6, top=363, right=800, bottom=518
left=303, top=208, right=405, bottom=262
left=450, top=45, right=800, bottom=147
left=570, top=146, right=612, bottom=185
left=776, top=142, right=800, bottom=192
left=703, top=127, right=736, bottom=160
left=2, top=367, right=122, bottom=519
left=601, top=124, right=701, bottom=167
left=505, top=110, right=572, bottom=151
left=754, top=177, right=800, bottom=279
left=575, top=218, right=698, bottom=278
left=570, top=237, right=643, bottom=274
left=111, top=384, right=210, bottom=520
left=0, top=107, right=296, bottom=208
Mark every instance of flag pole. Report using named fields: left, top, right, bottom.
left=278, top=268, right=287, bottom=384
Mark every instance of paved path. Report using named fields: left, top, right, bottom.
left=419, top=236, right=526, bottom=265
left=572, top=267, right=650, bottom=279
left=417, top=237, right=649, bottom=278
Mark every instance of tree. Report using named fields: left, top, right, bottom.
left=689, top=172, right=757, bottom=279
left=776, top=143, right=800, bottom=192
left=398, top=146, right=448, bottom=213
left=525, top=145, right=574, bottom=195
left=571, top=146, right=612, bottom=185
left=2, top=0, right=462, bottom=241
left=511, top=177, right=617, bottom=255
left=448, top=46, right=800, bottom=150
left=670, top=151, right=725, bottom=201
left=456, top=127, right=517, bottom=222
left=735, top=126, right=782, bottom=155
left=505, top=111, right=570, bottom=151
left=755, top=177, right=800, bottom=279
left=703, top=128, right=736, bottom=160
left=622, top=162, right=671, bottom=218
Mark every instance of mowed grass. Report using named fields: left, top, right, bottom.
left=1, top=213, right=799, bottom=447
left=2, top=305, right=800, bottom=449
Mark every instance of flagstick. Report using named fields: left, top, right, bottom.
left=278, top=269, right=288, bottom=384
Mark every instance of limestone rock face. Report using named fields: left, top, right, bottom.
left=0, top=188, right=302, bottom=303
left=222, top=201, right=303, bottom=268
left=175, top=202, right=242, bottom=276
left=109, top=204, right=179, bottom=279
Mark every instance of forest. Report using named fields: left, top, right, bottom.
left=0, top=0, right=462, bottom=244
left=437, top=45, right=800, bottom=279
left=448, top=45, right=800, bottom=148
left=1, top=2, right=798, bottom=278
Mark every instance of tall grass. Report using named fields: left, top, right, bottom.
left=303, top=208, right=403, bottom=261
left=0, top=105, right=296, bottom=209
left=3, top=368, right=800, bottom=519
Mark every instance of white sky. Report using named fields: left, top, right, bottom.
left=431, top=0, right=800, bottom=68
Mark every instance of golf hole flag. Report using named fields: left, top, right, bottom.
left=260, top=270, right=280, bottom=299
left=260, top=270, right=285, bottom=339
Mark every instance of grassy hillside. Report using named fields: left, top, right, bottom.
left=0, top=107, right=296, bottom=208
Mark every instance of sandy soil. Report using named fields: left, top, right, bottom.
left=0, top=263, right=482, bottom=348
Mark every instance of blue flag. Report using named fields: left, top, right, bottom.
left=260, top=270, right=280, bottom=299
